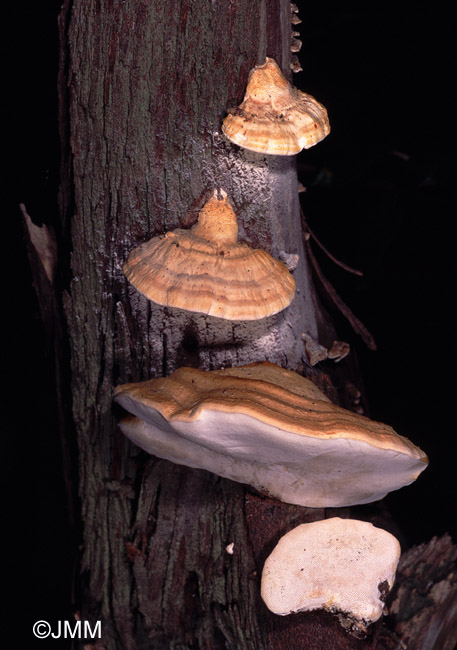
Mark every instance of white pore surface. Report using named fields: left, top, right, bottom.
left=261, top=517, right=401, bottom=621
left=116, top=395, right=426, bottom=508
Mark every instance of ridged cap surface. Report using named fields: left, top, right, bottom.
left=222, top=57, right=330, bottom=155
left=114, top=363, right=428, bottom=507
left=123, top=190, right=296, bottom=320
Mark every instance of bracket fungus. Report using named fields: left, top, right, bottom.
left=222, top=57, right=330, bottom=155
left=114, top=362, right=428, bottom=508
left=261, top=517, right=401, bottom=635
left=123, top=190, right=295, bottom=321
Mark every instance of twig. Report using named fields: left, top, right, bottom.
left=301, top=208, right=377, bottom=351
left=302, top=213, right=364, bottom=277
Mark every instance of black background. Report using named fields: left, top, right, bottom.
left=293, top=0, right=456, bottom=543
left=5, top=0, right=456, bottom=636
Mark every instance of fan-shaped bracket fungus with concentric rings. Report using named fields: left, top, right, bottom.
left=222, top=57, right=330, bottom=155
left=114, top=362, right=428, bottom=508
left=122, top=190, right=296, bottom=321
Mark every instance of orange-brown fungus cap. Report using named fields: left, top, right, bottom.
left=123, top=190, right=296, bottom=320
left=222, top=57, right=330, bottom=155
left=114, top=362, right=428, bottom=508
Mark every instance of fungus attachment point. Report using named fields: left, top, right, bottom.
left=123, top=190, right=296, bottom=321
left=190, top=189, right=238, bottom=246
left=114, top=362, right=428, bottom=508
left=261, top=517, right=401, bottom=635
left=222, top=57, right=330, bottom=155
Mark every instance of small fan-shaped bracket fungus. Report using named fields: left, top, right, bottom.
left=261, top=517, right=401, bottom=636
left=222, top=57, right=330, bottom=155
left=122, top=190, right=296, bottom=321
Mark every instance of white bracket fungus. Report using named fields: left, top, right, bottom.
left=114, top=362, right=428, bottom=508
left=261, top=517, right=401, bottom=635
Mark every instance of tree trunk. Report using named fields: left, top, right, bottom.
left=52, top=1, right=451, bottom=649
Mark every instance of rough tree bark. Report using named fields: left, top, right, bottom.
left=46, top=1, right=456, bottom=649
